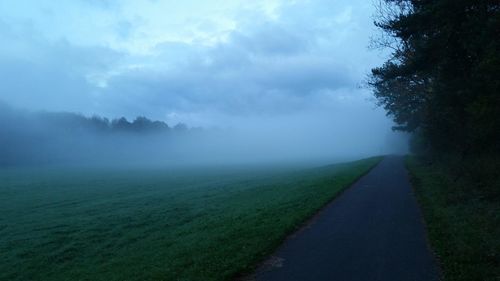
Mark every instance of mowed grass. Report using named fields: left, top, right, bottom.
left=0, top=157, right=381, bottom=281
left=406, top=156, right=500, bottom=281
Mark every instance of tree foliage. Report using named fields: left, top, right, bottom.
left=370, top=0, right=499, bottom=193
left=371, top=1, right=499, bottom=168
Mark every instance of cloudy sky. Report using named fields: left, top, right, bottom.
left=0, top=0, right=406, bottom=157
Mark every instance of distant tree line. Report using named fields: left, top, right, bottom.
left=0, top=103, right=196, bottom=166
left=36, top=111, right=189, bottom=134
left=370, top=0, right=499, bottom=195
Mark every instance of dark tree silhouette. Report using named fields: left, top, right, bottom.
left=370, top=0, right=499, bottom=193
left=174, top=123, right=188, bottom=132
left=0, top=104, right=187, bottom=166
left=112, top=117, right=133, bottom=131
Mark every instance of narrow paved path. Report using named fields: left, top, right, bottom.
left=253, top=156, right=440, bottom=281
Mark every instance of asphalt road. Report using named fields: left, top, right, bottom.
left=253, top=156, right=440, bottom=281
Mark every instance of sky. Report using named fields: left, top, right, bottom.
left=0, top=0, right=407, bottom=159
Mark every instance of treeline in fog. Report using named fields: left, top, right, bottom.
left=0, top=102, right=196, bottom=166
left=370, top=0, right=499, bottom=196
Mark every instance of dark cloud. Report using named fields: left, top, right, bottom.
left=230, top=24, right=310, bottom=56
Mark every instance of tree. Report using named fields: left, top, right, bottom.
left=370, top=0, right=500, bottom=191
left=112, top=117, right=132, bottom=131
left=370, top=0, right=499, bottom=156
left=174, top=123, right=188, bottom=132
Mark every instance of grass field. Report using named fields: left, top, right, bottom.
left=0, top=157, right=381, bottom=281
left=406, top=156, right=500, bottom=281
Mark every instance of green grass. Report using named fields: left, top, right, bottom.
left=0, top=157, right=381, bottom=281
left=405, top=156, right=500, bottom=281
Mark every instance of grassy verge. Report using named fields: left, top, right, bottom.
left=405, top=156, right=499, bottom=281
left=0, top=157, right=381, bottom=281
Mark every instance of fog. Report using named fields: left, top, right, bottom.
left=0, top=0, right=409, bottom=168
left=0, top=102, right=407, bottom=168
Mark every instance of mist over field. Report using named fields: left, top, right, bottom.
left=0, top=101, right=407, bottom=167
left=0, top=0, right=409, bottom=168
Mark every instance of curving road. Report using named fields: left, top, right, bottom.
left=252, top=156, right=440, bottom=281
